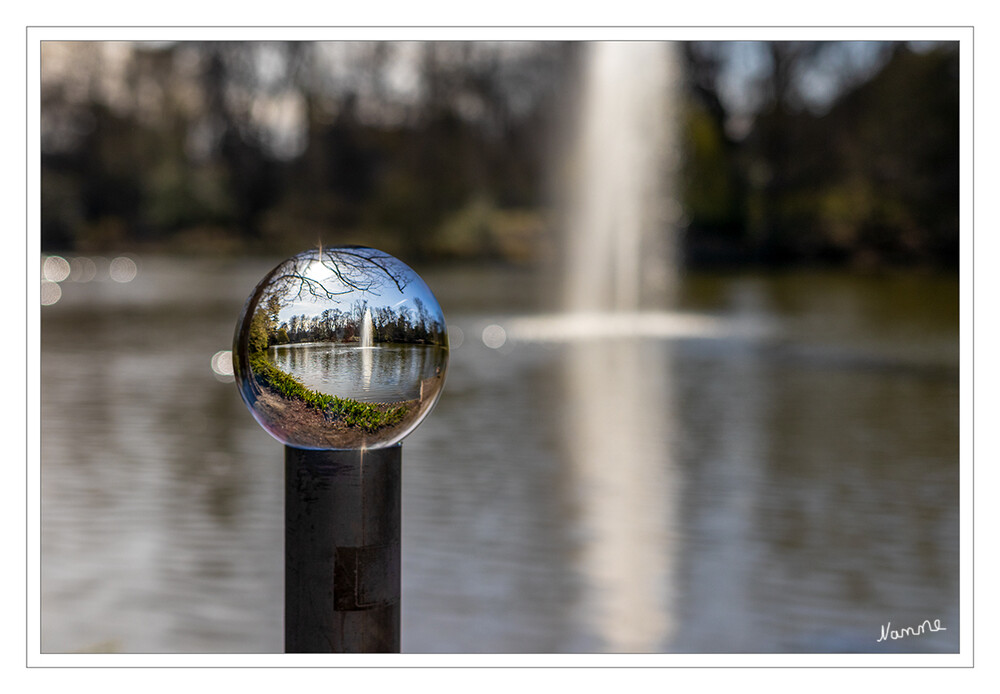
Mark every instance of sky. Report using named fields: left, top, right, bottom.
left=274, top=251, right=444, bottom=327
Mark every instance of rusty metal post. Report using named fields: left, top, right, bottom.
left=284, top=445, right=401, bottom=653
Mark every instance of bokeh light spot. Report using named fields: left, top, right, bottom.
left=43, top=256, right=71, bottom=282
left=69, top=256, right=98, bottom=282
left=109, top=256, right=138, bottom=283
left=482, top=324, right=507, bottom=349
left=41, top=280, right=62, bottom=306
left=211, top=350, right=235, bottom=382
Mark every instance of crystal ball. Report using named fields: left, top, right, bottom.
left=234, top=246, right=448, bottom=450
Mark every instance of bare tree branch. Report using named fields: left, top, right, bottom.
left=262, top=247, right=415, bottom=309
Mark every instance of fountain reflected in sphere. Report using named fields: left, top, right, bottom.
left=234, top=246, right=448, bottom=450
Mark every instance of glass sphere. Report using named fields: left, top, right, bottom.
left=234, top=246, right=448, bottom=450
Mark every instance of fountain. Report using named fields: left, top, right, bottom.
left=360, top=307, right=374, bottom=348
left=560, top=41, right=680, bottom=653
left=360, top=306, right=374, bottom=391
left=563, top=41, right=677, bottom=314
left=503, top=42, right=731, bottom=344
left=480, top=42, right=748, bottom=651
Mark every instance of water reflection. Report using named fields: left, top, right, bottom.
left=554, top=40, right=680, bottom=653
left=39, top=259, right=960, bottom=654
left=269, top=342, right=447, bottom=403
left=564, top=339, right=676, bottom=652
left=668, top=276, right=959, bottom=653
left=41, top=258, right=285, bottom=652
left=670, top=322, right=771, bottom=652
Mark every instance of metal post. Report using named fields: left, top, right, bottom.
left=284, top=444, right=401, bottom=653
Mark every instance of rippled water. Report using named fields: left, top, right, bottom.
left=268, top=343, right=445, bottom=404
left=39, top=257, right=960, bottom=653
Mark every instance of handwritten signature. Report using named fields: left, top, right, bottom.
left=877, top=619, right=947, bottom=643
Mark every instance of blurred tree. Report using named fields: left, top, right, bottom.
left=744, top=41, right=829, bottom=261
left=201, top=43, right=282, bottom=240
left=745, top=42, right=958, bottom=264
left=681, top=40, right=957, bottom=267
left=681, top=44, right=746, bottom=260
left=817, top=43, right=959, bottom=264
left=39, top=40, right=958, bottom=269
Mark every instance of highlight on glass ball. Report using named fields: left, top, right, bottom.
left=234, top=246, right=448, bottom=450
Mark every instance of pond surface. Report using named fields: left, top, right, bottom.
left=39, top=257, right=960, bottom=654
left=268, top=342, right=445, bottom=404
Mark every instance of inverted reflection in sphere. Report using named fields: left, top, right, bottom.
left=234, top=246, right=448, bottom=450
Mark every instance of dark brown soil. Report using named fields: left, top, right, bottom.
left=252, top=385, right=426, bottom=449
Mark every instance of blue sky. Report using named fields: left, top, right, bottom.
left=275, top=251, right=444, bottom=326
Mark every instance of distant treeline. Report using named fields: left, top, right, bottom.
left=276, top=298, right=443, bottom=346
left=40, top=41, right=958, bottom=268
left=248, top=292, right=442, bottom=354
left=681, top=42, right=959, bottom=268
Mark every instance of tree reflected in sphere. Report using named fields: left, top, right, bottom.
left=234, top=246, right=448, bottom=450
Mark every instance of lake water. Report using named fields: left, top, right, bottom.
left=267, top=342, right=445, bottom=404
left=39, top=256, right=960, bottom=654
